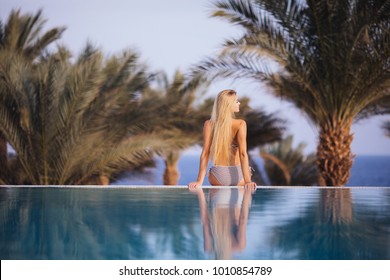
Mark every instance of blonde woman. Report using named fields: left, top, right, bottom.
left=188, top=89, right=256, bottom=189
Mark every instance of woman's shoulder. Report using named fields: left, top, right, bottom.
left=203, top=119, right=213, bottom=131
left=232, top=119, right=246, bottom=136
left=204, top=119, right=212, bottom=126
left=233, top=119, right=246, bottom=127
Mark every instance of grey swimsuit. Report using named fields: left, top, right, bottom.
left=209, top=165, right=244, bottom=186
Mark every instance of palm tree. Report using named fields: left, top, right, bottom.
left=142, top=70, right=210, bottom=185
left=260, top=135, right=318, bottom=186
left=0, top=45, right=177, bottom=185
left=196, top=0, right=390, bottom=186
left=0, top=9, right=65, bottom=181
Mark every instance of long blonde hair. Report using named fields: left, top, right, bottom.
left=210, top=89, right=237, bottom=165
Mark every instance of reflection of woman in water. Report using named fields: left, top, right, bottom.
left=188, top=89, right=256, bottom=188
left=189, top=187, right=254, bottom=259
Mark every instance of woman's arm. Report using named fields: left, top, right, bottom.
left=237, top=120, right=256, bottom=188
left=198, top=189, right=213, bottom=252
left=234, top=188, right=252, bottom=251
left=188, top=120, right=212, bottom=189
left=187, top=187, right=212, bottom=252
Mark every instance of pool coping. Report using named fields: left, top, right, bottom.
left=1, top=185, right=389, bottom=189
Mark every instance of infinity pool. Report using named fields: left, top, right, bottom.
left=0, top=186, right=389, bottom=260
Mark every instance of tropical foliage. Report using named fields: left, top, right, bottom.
left=0, top=9, right=65, bottom=59
left=196, top=0, right=390, bottom=186
left=0, top=46, right=178, bottom=185
left=260, top=135, right=317, bottom=186
left=142, top=70, right=210, bottom=185
left=0, top=9, right=65, bottom=179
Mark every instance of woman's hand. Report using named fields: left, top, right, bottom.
left=244, top=181, right=257, bottom=193
left=188, top=181, right=202, bottom=191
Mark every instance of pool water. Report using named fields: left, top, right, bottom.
left=0, top=186, right=389, bottom=260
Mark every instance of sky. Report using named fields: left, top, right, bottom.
left=2, top=0, right=390, bottom=155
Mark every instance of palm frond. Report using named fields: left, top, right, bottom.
left=213, top=0, right=261, bottom=32
left=238, top=108, right=286, bottom=149
left=201, top=0, right=390, bottom=127
left=261, top=135, right=317, bottom=186
left=0, top=43, right=185, bottom=184
left=1, top=9, right=65, bottom=58
left=195, top=50, right=274, bottom=82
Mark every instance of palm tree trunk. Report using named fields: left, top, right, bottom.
left=163, top=151, right=180, bottom=185
left=317, top=120, right=354, bottom=186
left=99, top=173, right=110, bottom=185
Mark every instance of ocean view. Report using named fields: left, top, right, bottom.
left=113, top=154, right=390, bottom=187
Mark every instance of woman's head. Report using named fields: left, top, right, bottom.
left=211, top=89, right=239, bottom=121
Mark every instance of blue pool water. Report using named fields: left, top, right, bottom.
left=1, top=186, right=389, bottom=260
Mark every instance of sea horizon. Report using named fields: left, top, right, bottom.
left=113, top=154, right=390, bottom=187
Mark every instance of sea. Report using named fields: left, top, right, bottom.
left=113, top=154, right=390, bottom=187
